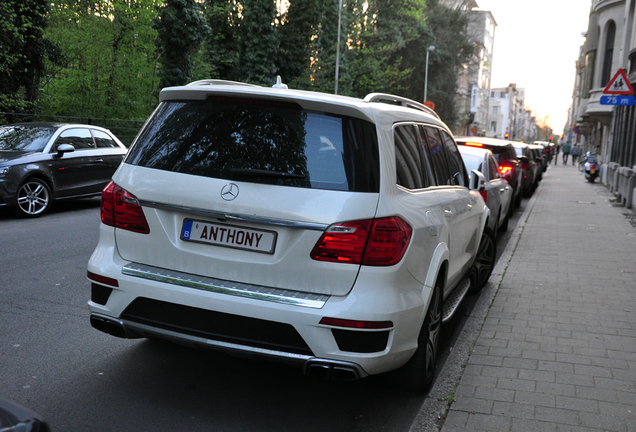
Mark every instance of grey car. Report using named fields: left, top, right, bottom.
left=458, top=145, right=513, bottom=233
left=0, top=123, right=127, bottom=217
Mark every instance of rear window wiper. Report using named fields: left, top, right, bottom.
left=227, top=167, right=307, bottom=179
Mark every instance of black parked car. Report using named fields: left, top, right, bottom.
left=455, top=136, right=523, bottom=208
left=511, top=142, right=539, bottom=196
left=0, top=123, right=127, bottom=217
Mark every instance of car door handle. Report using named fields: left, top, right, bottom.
left=444, top=209, right=452, bottom=220
left=94, top=159, right=104, bottom=163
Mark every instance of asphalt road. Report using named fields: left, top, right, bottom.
left=0, top=196, right=525, bottom=432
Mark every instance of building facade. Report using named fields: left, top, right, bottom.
left=571, top=0, right=636, bottom=169
left=455, top=4, right=496, bottom=136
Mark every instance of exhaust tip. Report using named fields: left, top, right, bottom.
left=90, top=315, right=127, bottom=338
left=305, top=360, right=362, bottom=381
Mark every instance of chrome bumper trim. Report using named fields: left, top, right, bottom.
left=139, top=199, right=329, bottom=232
left=122, top=262, right=330, bottom=309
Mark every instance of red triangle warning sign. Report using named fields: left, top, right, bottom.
left=603, top=69, right=634, bottom=95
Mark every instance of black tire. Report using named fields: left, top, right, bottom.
left=468, top=226, right=496, bottom=295
left=499, top=208, right=510, bottom=232
left=15, top=178, right=52, bottom=217
left=587, top=175, right=596, bottom=183
left=394, top=280, right=443, bottom=393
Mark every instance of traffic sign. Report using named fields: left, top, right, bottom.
left=600, top=95, right=635, bottom=105
left=603, top=69, right=634, bottom=95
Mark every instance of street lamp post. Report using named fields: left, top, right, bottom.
left=335, top=0, right=343, bottom=94
left=423, top=45, right=435, bottom=103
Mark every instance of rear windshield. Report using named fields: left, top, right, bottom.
left=126, top=98, right=380, bottom=192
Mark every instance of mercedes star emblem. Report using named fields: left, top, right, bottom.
left=221, top=183, right=239, bottom=201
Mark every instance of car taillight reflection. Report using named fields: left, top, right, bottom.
left=101, top=182, right=150, bottom=234
left=310, top=216, right=412, bottom=266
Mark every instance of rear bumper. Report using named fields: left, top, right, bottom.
left=87, top=228, right=431, bottom=377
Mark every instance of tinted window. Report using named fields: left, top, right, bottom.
left=93, top=130, right=117, bottom=148
left=460, top=153, right=483, bottom=179
left=394, top=125, right=433, bottom=189
left=55, top=129, right=94, bottom=150
left=0, top=125, right=55, bottom=152
left=126, top=98, right=380, bottom=192
left=440, top=131, right=467, bottom=187
left=488, top=155, right=500, bottom=179
left=421, top=126, right=451, bottom=186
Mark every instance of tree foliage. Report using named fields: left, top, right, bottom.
left=6, top=0, right=474, bottom=135
left=0, top=0, right=60, bottom=122
left=153, top=0, right=209, bottom=89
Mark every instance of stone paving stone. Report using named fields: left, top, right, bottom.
left=510, top=418, right=557, bottom=432
left=473, top=386, right=515, bottom=402
left=534, top=406, right=580, bottom=425
left=449, top=396, right=492, bottom=414
left=464, top=412, right=511, bottom=431
left=578, top=412, right=628, bottom=431
left=514, top=389, right=557, bottom=407
left=556, top=395, right=599, bottom=412
left=492, top=401, right=535, bottom=419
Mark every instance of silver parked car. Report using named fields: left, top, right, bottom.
left=458, top=145, right=513, bottom=233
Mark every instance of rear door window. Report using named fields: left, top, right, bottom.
left=394, top=124, right=434, bottom=189
left=421, top=126, right=452, bottom=186
left=440, top=131, right=467, bottom=187
left=126, top=98, right=380, bottom=192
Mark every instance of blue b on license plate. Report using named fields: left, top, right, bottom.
left=181, top=219, right=277, bottom=254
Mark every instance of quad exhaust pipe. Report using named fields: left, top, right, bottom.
left=304, top=360, right=365, bottom=381
left=90, top=314, right=128, bottom=338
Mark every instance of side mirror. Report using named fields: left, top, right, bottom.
left=469, top=169, right=486, bottom=191
left=56, top=143, right=75, bottom=157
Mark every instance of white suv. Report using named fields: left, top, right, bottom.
left=87, top=79, right=494, bottom=392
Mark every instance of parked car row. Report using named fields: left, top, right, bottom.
left=5, top=80, right=540, bottom=395
left=455, top=136, right=545, bottom=201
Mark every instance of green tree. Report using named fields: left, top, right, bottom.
left=276, top=0, right=322, bottom=87
left=236, top=0, right=280, bottom=86
left=399, top=0, right=473, bottom=128
left=0, top=0, right=59, bottom=122
left=39, top=0, right=161, bottom=143
left=153, top=0, right=209, bottom=89
left=202, top=0, right=239, bottom=80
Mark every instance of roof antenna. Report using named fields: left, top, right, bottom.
left=272, top=76, right=288, bottom=89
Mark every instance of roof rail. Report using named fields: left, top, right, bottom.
left=363, top=93, right=440, bottom=119
left=186, top=79, right=259, bottom=87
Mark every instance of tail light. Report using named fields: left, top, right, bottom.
left=589, top=164, right=596, bottom=170
left=310, top=216, right=412, bottom=266
left=480, top=189, right=488, bottom=203
left=521, top=162, right=530, bottom=170
left=101, top=182, right=150, bottom=234
left=464, top=142, right=483, bottom=147
left=499, top=165, right=512, bottom=175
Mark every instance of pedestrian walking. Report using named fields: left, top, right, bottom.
left=571, top=144, right=580, bottom=165
left=554, top=144, right=560, bottom=165
left=562, top=142, right=571, bottom=164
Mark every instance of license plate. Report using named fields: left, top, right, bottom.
left=590, top=168, right=595, bottom=174
left=181, top=219, right=277, bottom=254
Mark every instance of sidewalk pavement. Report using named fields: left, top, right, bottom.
left=410, top=161, right=636, bottom=432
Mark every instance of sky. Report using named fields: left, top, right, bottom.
left=475, top=0, right=593, bottom=136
